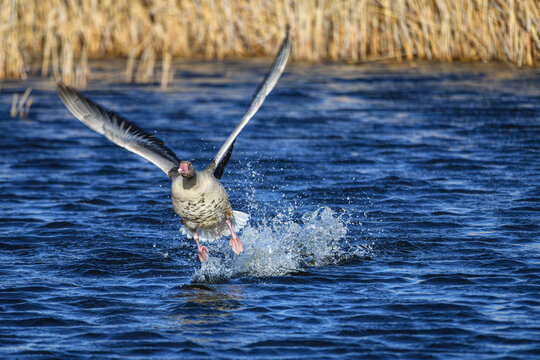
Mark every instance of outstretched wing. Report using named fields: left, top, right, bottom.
left=207, top=26, right=291, bottom=179
left=57, top=84, right=181, bottom=178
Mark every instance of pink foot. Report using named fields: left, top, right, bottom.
left=226, top=219, right=243, bottom=255
left=193, top=232, right=209, bottom=262
left=228, top=235, right=243, bottom=255
left=198, top=246, right=209, bottom=262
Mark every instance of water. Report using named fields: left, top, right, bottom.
left=0, top=61, right=539, bottom=359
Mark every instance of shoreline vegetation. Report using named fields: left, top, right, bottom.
left=1, top=0, right=539, bottom=88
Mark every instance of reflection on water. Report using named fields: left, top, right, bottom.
left=176, top=284, right=243, bottom=311
left=168, top=284, right=244, bottom=346
left=171, top=284, right=243, bottom=322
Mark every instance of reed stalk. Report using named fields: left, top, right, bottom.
left=10, top=87, right=33, bottom=119
left=1, top=0, right=538, bottom=87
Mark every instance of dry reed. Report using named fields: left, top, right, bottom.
left=10, top=87, right=33, bottom=119
left=1, top=0, right=539, bottom=87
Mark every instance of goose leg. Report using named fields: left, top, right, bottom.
left=225, top=219, right=243, bottom=255
left=193, top=232, right=209, bottom=262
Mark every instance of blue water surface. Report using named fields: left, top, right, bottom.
left=0, top=61, right=539, bottom=359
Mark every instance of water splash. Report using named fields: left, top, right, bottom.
left=192, top=206, right=370, bottom=283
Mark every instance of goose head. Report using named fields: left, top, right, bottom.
left=179, top=161, right=195, bottom=179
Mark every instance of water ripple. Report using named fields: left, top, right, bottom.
left=0, top=62, right=539, bottom=359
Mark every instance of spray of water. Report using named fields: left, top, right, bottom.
left=191, top=206, right=370, bottom=283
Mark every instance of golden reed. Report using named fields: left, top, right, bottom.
left=1, top=0, right=538, bottom=87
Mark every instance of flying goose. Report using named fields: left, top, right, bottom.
left=57, top=27, right=291, bottom=262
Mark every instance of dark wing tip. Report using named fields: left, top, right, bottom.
left=56, top=82, right=88, bottom=112
left=56, top=81, right=73, bottom=98
left=282, top=25, right=291, bottom=50
left=56, top=81, right=69, bottom=99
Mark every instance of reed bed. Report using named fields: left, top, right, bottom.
left=1, top=0, right=539, bottom=87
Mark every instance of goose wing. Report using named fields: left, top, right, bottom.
left=207, top=26, right=291, bottom=179
left=57, top=84, right=181, bottom=178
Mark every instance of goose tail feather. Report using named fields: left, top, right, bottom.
left=197, top=211, right=250, bottom=242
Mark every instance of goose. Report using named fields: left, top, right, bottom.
left=57, top=27, right=291, bottom=262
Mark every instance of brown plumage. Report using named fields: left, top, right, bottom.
left=56, top=27, right=291, bottom=262
left=171, top=166, right=235, bottom=235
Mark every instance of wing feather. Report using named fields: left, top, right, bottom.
left=213, top=140, right=234, bottom=179
left=57, top=84, right=180, bottom=177
left=208, top=26, right=291, bottom=178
